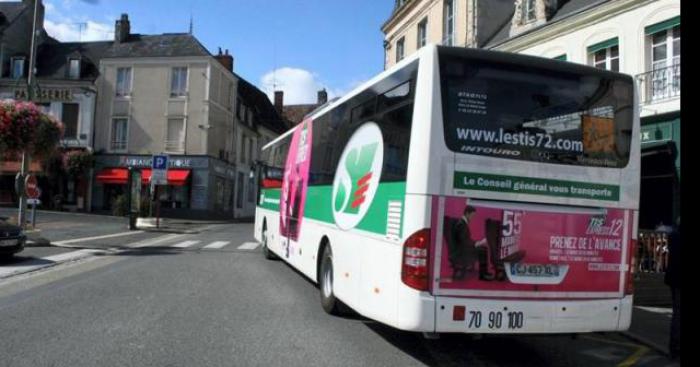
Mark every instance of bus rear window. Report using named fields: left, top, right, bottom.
left=439, top=56, right=634, bottom=168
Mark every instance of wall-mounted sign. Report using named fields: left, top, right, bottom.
left=119, top=156, right=193, bottom=168
left=14, top=88, right=73, bottom=101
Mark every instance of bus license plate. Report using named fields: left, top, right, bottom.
left=466, top=310, right=525, bottom=330
left=510, top=263, right=560, bottom=277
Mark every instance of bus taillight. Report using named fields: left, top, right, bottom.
left=402, top=228, right=431, bottom=291
left=625, top=239, right=637, bottom=295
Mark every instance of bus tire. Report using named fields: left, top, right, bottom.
left=319, top=245, right=341, bottom=315
left=261, top=221, right=276, bottom=260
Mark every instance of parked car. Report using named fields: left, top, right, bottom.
left=0, top=216, right=26, bottom=258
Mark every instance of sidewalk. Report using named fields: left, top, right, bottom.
left=620, top=272, right=676, bottom=358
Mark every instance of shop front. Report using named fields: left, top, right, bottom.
left=639, top=113, right=680, bottom=230
left=92, top=155, right=236, bottom=219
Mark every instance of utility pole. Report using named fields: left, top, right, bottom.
left=18, top=0, right=40, bottom=228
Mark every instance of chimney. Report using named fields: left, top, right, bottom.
left=214, top=48, right=234, bottom=72
left=115, top=13, right=130, bottom=43
left=274, top=91, right=284, bottom=115
left=317, top=89, right=328, bottom=105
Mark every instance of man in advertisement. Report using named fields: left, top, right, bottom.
left=448, top=206, right=494, bottom=281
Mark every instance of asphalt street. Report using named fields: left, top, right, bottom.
left=0, top=220, right=679, bottom=367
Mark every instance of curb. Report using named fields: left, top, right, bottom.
left=621, top=331, right=669, bottom=357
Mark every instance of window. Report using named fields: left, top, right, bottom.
left=553, top=54, right=567, bottom=61
left=443, top=0, right=455, bottom=46
left=439, top=54, right=634, bottom=168
left=170, top=67, right=188, bottom=97
left=588, top=38, right=619, bottom=72
left=236, top=172, right=245, bottom=209
left=241, top=136, right=247, bottom=164
left=166, top=118, right=185, bottom=153
left=417, top=18, right=428, bottom=49
left=116, top=67, right=132, bottom=97
left=11, top=57, right=25, bottom=79
left=111, top=118, right=128, bottom=151
left=396, top=37, right=405, bottom=62
left=62, top=103, right=80, bottom=139
left=68, top=59, right=80, bottom=79
left=522, top=0, right=536, bottom=23
left=648, top=23, right=680, bottom=100
left=248, top=175, right=255, bottom=203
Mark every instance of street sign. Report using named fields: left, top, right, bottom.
left=25, top=174, right=40, bottom=199
left=152, top=154, right=168, bottom=185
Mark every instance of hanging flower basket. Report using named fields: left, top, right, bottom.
left=0, top=100, right=64, bottom=158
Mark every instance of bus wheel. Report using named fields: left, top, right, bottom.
left=319, top=245, right=340, bottom=315
left=262, top=222, right=276, bottom=260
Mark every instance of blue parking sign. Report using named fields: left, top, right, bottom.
left=153, top=155, right=168, bottom=170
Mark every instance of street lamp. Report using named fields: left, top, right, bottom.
left=17, top=0, right=41, bottom=229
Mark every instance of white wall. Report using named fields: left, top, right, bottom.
left=493, top=0, right=680, bottom=118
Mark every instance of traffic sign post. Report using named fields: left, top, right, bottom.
left=151, top=155, right=168, bottom=228
left=24, top=175, right=40, bottom=228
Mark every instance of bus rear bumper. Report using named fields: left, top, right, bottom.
left=430, top=296, right=633, bottom=334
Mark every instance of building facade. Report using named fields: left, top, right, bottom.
left=0, top=0, right=98, bottom=210
left=382, top=0, right=512, bottom=69
left=382, top=0, right=681, bottom=229
left=90, top=14, right=241, bottom=218
left=484, top=0, right=681, bottom=230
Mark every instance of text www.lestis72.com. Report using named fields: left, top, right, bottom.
left=456, top=128, right=584, bottom=152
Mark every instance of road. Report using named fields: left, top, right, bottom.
left=0, top=218, right=678, bottom=366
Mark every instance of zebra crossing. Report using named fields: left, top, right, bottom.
left=168, top=240, right=260, bottom=251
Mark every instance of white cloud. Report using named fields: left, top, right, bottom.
left=43, top=0, right=112, bottom=42
left=45, top=19, right=112, bottom=42
left=260, top=67, right=328, bottom=105
left=259, top=67, right=370, bottom=106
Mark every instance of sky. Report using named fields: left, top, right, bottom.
left=40, top=0, right=394, bottom=105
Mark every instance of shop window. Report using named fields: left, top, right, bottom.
left=237, top=172, right=245, bottom=209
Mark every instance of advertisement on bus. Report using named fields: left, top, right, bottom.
left=432, top=196, right=630, bottom=296
left=279, top=119, right=313, bottom=255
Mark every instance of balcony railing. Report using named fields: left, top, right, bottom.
left=110, top=140, right=127, bottom=151
left=637, top=63, right=680, bottom=104
left=165, top=140, right=185, bottom=153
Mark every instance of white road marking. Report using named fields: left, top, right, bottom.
left=171, top=240, right=200, bottom=248
left=635, top=306, right=672, bottom=315
left=203, top=241, right=230, bottom=249
left=0, top=249, right=105, bottom=279
left=53, top=231, right=144, bottom=246
left=237, top=242, right=260, bottom=250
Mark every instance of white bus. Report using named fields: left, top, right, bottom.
left=255, top=45, right=639, bottom=335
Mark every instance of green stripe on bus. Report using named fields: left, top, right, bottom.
left=258, top=188, right=281, bottom=211
left=260, top=182, right=407, bottom=236
left=305, top=182, right=406, bottom=235
left=454, top=171, right=620, bottom=201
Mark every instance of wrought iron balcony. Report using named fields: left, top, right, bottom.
left=637, top=63, right=680, bottom=104
left=165, top=139, right=185, bottom=153
left=110, top=140, right=127, bottom=151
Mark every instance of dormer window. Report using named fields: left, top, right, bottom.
left=69, top=58, right=81, bottom=79
left=522, top=0, right=536, bottom=23
left=11, top=57, right=25, bottom=79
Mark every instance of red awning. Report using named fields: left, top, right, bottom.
left=95, top=168, right=128, bottom=184
left=140, top=168, right=191, bottom=186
